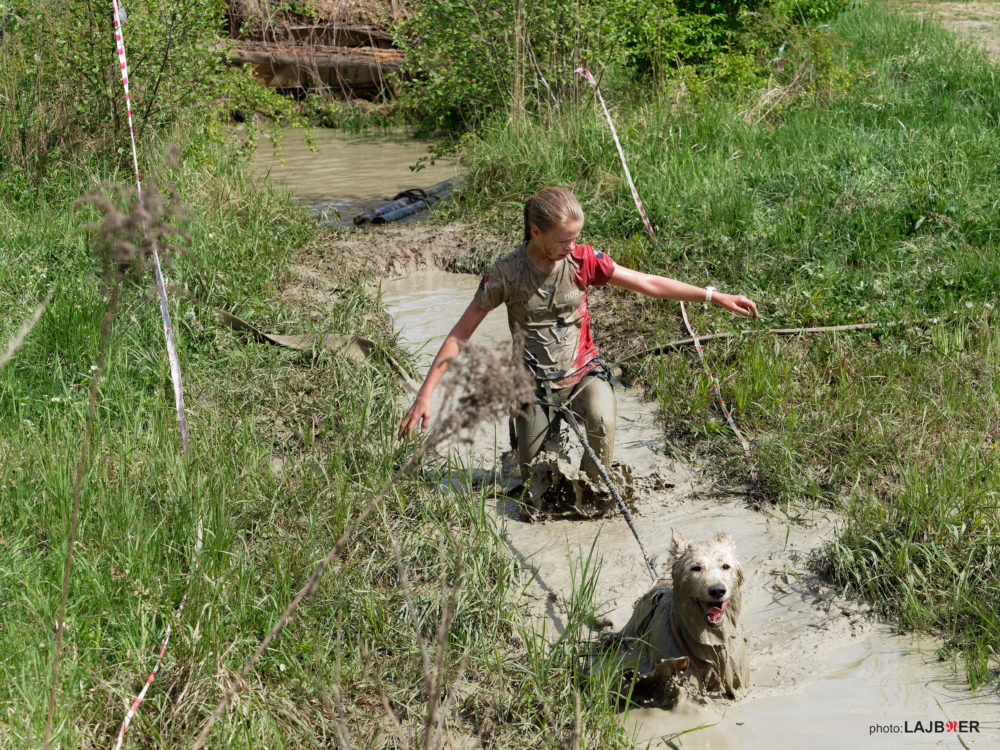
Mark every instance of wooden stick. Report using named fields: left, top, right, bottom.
left=619, top=319, right=915, bottom=363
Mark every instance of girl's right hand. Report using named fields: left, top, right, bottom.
left=715, top=292, right=758, bottom=319
left=399, top=394, right=432, bottom=439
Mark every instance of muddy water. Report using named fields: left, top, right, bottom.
left=381, top=269, right=1000, bottom=749
left=379, top=269, right=670, bottom=474
left=253, top=128, right=459, bottom=224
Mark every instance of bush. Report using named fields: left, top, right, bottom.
left=0, top=0, right=228, bottom=180
left=392, top=0, right=609, bottom=130
left=395, top=0, right=854, bottom=129
left=775, top=0, right=852, bottom=22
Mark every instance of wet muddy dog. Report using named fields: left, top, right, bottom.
left=599, top=529, right=749, bottom=704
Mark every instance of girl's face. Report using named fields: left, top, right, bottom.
left=530, top=218, right=583, bottom=262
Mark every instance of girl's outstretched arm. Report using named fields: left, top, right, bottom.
left=399, top=300, right=489, bottom=438
left=609, top=265, right=758, bottom=318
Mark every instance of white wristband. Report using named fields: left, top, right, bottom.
left=704, top=286, right=715, bottom=303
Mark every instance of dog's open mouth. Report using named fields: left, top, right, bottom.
left=696, top=598, right=728, bottom=626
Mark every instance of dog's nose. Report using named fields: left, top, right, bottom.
left=708, top=584, right=727, bottom=600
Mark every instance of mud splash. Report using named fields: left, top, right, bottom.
left=381, top=268, right=1000, bottom=749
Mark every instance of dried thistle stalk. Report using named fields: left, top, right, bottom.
left=192, top=341, right=533, bottom=748
left=42, top=282, right=121, bottom=750
left=0, top=290, right=54, bottom=372
left=78, top=179, right=189, bottom=281
left=426, top=337, right=535, bottom=453
left=43, top=178, right=189, bottom=749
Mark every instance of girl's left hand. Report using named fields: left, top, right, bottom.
left=715, top=293, right=758, bottom=318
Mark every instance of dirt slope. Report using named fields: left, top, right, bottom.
left=903, top=1, right=1000, bottom=57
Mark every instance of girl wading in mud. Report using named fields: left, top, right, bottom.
left=399, top=187, right=758, bottom=485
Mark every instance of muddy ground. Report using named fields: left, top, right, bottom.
left=276, top=222, right=1000, bottom=748
left=901, top=1, right=1000, bottom=57
left=282, top=222, right=511, bottom=314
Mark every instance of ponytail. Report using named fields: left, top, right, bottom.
left=522, top=187, right=583, bottom=243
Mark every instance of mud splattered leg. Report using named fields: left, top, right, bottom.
left=571, top=377, right=617, bottom=483
left=515, top=398, right=562, bottom=480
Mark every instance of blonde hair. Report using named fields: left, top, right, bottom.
left=523, top=187, right=584, bottom=243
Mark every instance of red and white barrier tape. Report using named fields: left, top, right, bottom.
left=113, top=628, right=172, bottom=749
left=575, top=67, right=759, bottom=484
left=575, top=68, right=656, bottom=242
left=113, top=522, right=203, bottom=750
left=113, top=0, right=188, bottom=453
left=679, top=304, right=759, bottom=482
left=110, top=2, right=200, bottom=746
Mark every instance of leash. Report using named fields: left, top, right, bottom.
left=538, top=378, right=658, bottom=581
left=574, top=67, right=759, bottom=487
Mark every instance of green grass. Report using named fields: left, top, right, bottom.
left=446, top=0, right=1000, bottom=688
left=0, top=139, right=633, bottom=746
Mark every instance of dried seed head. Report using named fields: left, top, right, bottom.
left=79, top=177, right=189, bottom=281
left=427, top=335, right=534, bottom=450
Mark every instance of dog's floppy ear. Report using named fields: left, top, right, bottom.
left=671, top=528, right=690, bottom=558
left=714, top=532, right=736, bottom=550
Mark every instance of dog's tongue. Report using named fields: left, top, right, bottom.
left=706, top=600, right=728, bottom=625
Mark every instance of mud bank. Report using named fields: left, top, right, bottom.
left=377, top=264, right=1000, bottom=749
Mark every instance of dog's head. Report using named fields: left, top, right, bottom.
left=670, top=529, right=743, bottom=629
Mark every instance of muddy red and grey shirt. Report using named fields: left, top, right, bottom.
left=473, top=242, right=616, bottom=389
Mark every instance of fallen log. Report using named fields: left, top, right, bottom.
left=229, top=44, right=404, bottom=71
left=229, top=41, right=403, bottom=94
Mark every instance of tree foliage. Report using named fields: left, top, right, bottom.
left=395, top=0, right=852, bottom=128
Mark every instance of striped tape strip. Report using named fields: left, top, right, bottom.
left=575, top=68, right=656, bottom=241
left=112, top=0, right=188, bottom=453
left=113, top=523, right=203, bottom=750
left=679, top=303, right=759, bottom=482
left=110, top=2, right=199, bottom=746
left=113, top=610, right=178, bottom=750
left=575, top=67, right=759, bottom=485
